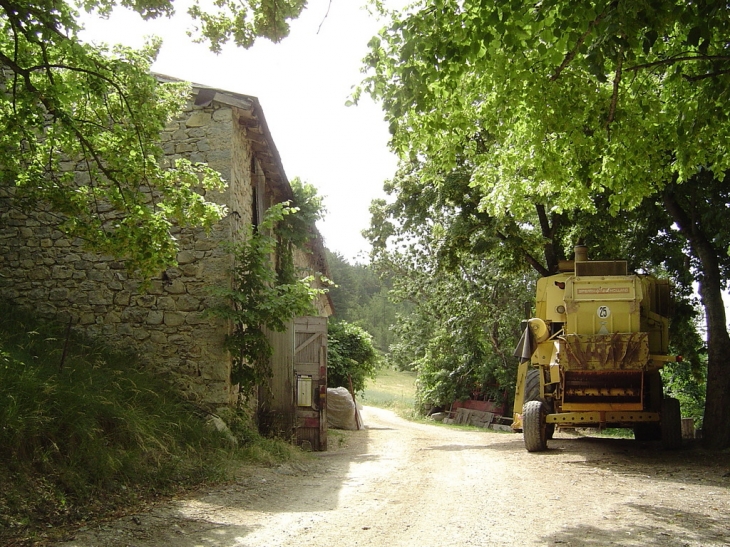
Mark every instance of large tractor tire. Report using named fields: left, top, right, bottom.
left=523, top=400, right=548, bottom=452
left=633, top=372, right=664, bottom=442
left=661, top=397, right=682, bottom=449
left=523, top=369, right=555, bottom=440
left=646, top=372, right=664, bottom=412
left=524, top=368, right=541, bottom=404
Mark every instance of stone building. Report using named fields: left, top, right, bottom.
left=0, top=76, right=332, bottom=411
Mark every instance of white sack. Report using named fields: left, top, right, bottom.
left=327, top=387, right=363, bottom=430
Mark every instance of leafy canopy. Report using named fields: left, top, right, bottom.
left=365, top=164, right=536, bottom=410
left=359, top=0, right=730, bottom=219
left=0, top=0, right=307, bottom=278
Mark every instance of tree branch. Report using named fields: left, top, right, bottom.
left=606, top=48, right=623, bottom=131
left=535, top=204, right=559, bottom=273
left=683, top=68, right=730, bottom=82
left=626, top=54, right=730, bottom=72
left=495, top=230, right=551, bottom=277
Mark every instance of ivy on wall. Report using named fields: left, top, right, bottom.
left=208, top=180, right=326, bottom=399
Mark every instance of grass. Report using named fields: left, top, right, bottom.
left=359, top=368, right=514, bottom=434
left=360, top=367, right=417, bottom=418
left=0, top=302, right=303, bottom=545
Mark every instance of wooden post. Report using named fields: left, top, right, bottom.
left=348, top=374, right=360, bottom=430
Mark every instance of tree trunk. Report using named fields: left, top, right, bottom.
left=535, top=204, right=560, bottom=274
left=664, top=190, right=730, bottom=449
left=699, top=281, right=730, bottom=449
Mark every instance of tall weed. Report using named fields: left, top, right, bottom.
left=0, top=303, right=297, bottom=540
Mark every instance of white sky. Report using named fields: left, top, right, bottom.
left=80, top=1, right=403, bottom=263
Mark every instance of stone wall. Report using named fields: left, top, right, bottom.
left=0, top=83, right=332, bottom=407
left=0, top=96, right=260, bottom=406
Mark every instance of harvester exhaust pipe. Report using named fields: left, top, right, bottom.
left=574, top=245, right=588, bottom=263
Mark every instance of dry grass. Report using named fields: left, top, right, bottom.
left=360, top=367, right=417, bottom=418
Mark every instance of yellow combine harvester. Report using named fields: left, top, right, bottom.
left=512, top=246, right=682, bottom=452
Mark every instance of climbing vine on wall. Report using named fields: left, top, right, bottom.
left=209, top=188, right=326, bottom=399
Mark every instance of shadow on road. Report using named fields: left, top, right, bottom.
left=57, top=426, right=374, bottom=547
left=549, top=436, right=730, bottom=488
left=422, top=443, right=494, bottom=452
left=540, top=503, right=730, bottom=547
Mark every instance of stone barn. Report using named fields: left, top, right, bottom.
left=0, top=76, right=332, bottom=444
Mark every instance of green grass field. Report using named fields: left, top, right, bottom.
left=360, top=367, right=417, bottom=418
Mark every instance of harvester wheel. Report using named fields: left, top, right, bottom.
left=661, top=397, right=682, bottom=449
left=524, top=369, right=555, bottom=439
left=646, top=372, right=664, bottom=412
left=523, top=400, right=548, bottom=452
left=524, top=368, right=541, bottom=404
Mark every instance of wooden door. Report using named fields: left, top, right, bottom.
left=258, top=323, right=294, bottom=438
left=293, top=316, right=328, bottom=451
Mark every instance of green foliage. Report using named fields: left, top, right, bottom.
left=662, top=298, right=708, bottom=427
left=325, top=249, right=401, bottom=353
left=0, top=0, right=308, bottom=278
left=275, top=177, right=327, bottom=285
left=208, top=201, right=325, bottom=398
left=365, top=166, right=534, bottom=411
left=357, top=0, right=730, bottom=290
left=389, top=254, right=531, bottom=411
left=186, top=0, right=307, bottom=52
left=327, top=319, right=380, bottom=394
left=360, top=0, right=730, bottom=214
left=0, top=303, right=229, bottom=535
left=662, top=358, right=707, bottom=428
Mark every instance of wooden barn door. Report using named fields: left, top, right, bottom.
left=293, top=316, right=328, bottom=451
left=258, top=324, right=295, bottom=439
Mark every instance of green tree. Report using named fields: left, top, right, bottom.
left=325, top=249, right=401, bottom=353
left=366, top=166, right=535, bottom=412
left=325, top=250, right=361, bottom=320
left=0, top=0, right=307, bottom=278
left=360, top=0, right=730, bottom=448
left=327, top=319, right=379, bottom=394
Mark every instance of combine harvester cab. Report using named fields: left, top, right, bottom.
left=512, top=246, right=682, bottom=452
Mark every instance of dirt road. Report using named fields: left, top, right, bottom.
left=57, top=406, right=730, bottom=547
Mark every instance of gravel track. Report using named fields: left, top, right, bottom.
left=56, top=406, right=730, bottom=547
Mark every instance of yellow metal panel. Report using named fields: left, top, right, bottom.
left=535, top=274, right=570, bottom=323
left=532, top=340, right=557, bottom=366
left=560, top=402, right=644, bottom=411
left=512, top=360, right=529, bottom=418
left=547, top=411, right=659, bottom=423
left=564, top=276, right=642, bottom=335
left=548, top=411, right=602, bottom=423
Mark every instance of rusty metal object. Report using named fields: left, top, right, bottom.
left=560, top=332, right=649, bottom=371
left=562, top=370, right=644, bottom=411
